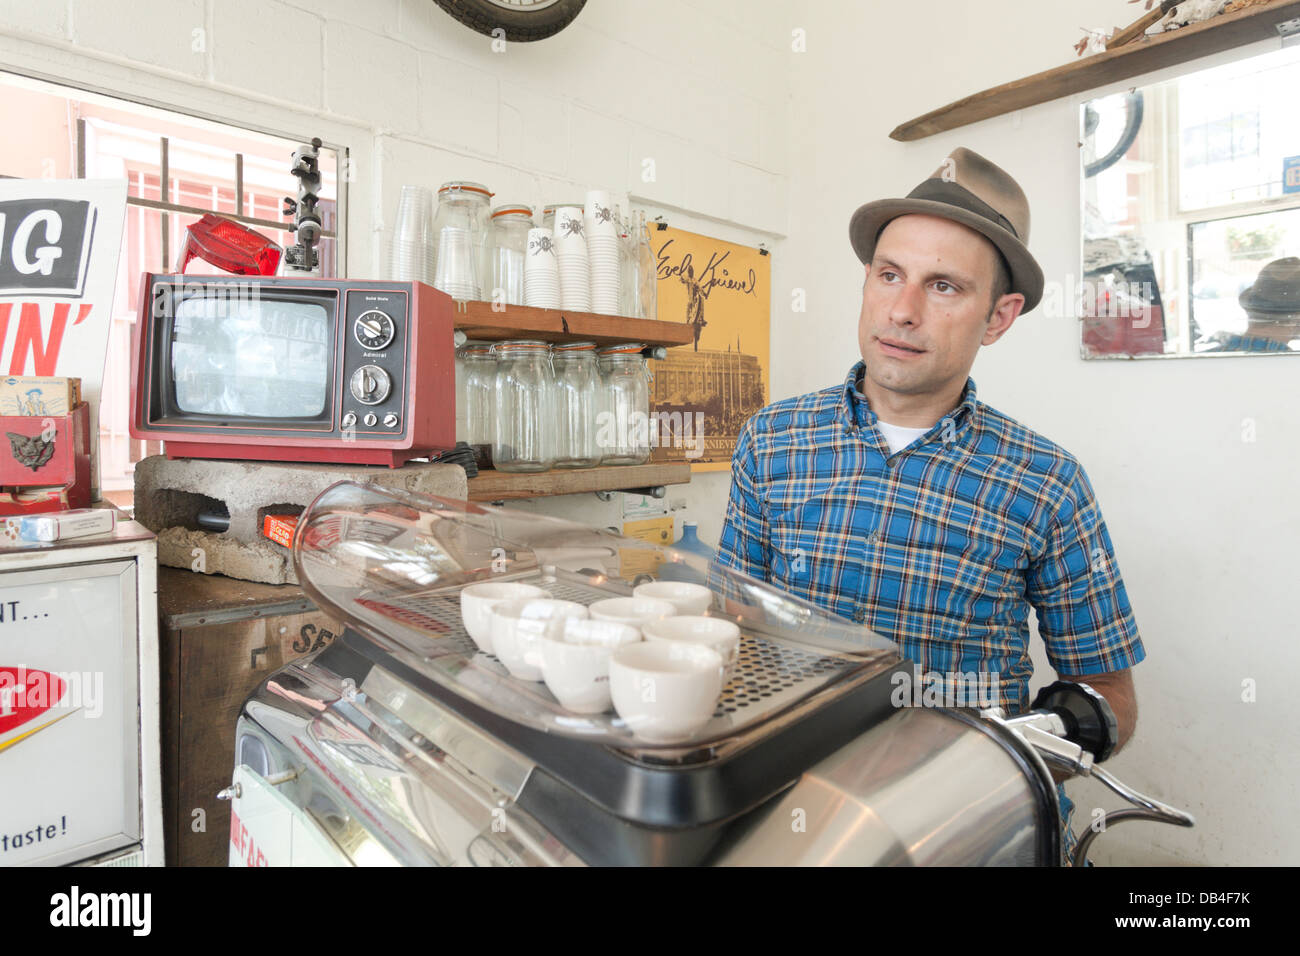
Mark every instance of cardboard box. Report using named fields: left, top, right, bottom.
left=0, top=376, right=82, bottom=417
left=262, top=513, right=299, bottom=549
left=0, top=403, right=91, bottom=515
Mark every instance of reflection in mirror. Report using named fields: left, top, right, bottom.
left=1080, top=43, right=1300, bottom=358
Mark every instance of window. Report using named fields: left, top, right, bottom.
left=0, top=71, right=346, bottom=503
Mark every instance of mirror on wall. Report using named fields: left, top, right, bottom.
left=1080, top=44, right=1300, bottom=358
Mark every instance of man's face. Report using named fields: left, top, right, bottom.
left=858, top=214, right=1022, bottom=401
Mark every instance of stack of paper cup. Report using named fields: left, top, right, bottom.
left=553, top=206, right=590, bottom=312
left=524, top=227, right=560, bottom=309
left=585, top=191, right=621, bottom=315
left=388, top=185, right=435, bottom=283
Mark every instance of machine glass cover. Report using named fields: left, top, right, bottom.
left=294, top=482, right=898, bottom=750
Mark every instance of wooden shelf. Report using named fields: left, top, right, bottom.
left=891, top=0, right=1300, bottom=141
left=467, top=462, right=691, bottom=501
left=453, top=300, right=695, bottom=349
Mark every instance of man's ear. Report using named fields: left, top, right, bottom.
left=982, top=293, right=1024, bottom=345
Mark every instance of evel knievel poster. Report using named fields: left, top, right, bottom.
left=0, top=179, right=127, bottom=496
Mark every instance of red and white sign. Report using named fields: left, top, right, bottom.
left=0, top=179, right=127, bottom=495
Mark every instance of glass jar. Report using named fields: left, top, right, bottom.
left=541, top=202, right=583, bottom=233
left=489, top=204, right=533, bottom=307
left=597, top=343, right=651, bottom=465
left=432, top=181, right=493, bottom=300
left=634, top=210, right=658, bottom=320
left=460, top=341, right=498, bottom=470
left=551, top=341, right=602, bottom=469
left=493, top=340, right=555, bottom=473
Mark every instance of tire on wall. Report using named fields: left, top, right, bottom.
left=431, top=0, right=588, bottom=42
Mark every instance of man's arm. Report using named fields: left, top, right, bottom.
left=1059, top=667, right=1138, bottom=752
left=1026, top=464, right=1146, bottom=775
left=714, top=418, right=769, bottom=582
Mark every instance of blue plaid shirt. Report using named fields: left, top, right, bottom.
left=716, top=361, right=1146, bottom=715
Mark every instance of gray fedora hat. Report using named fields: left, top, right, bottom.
left=849, top=147, right=1045, bottom=314
left=1239, top=256, right=1300, bottom=314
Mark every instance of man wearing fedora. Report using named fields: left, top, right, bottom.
left=716, top=147, right=1146, bottom=864
left=1201, top=256, right=1300, bottom=352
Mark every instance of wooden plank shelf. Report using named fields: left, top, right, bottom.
left=891, top=0, right=1300, bottom=141
left=453, top=300, right=695, bottom=348
left=467, top=462, right=691, bottom=501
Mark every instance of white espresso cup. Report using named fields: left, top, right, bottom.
left=489, top=598, right=588, bottom=681
left=588, top=596, right=677, bottom=632
left=538, top=617, right=641, bottom=714
left=642, top=615, right=741, bottom=680
left=633, top=581, right=713, bottom=616
left=460, top=581, right=549, bottom=653
left=609, top=640, right=723, bottom=743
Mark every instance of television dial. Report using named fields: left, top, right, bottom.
left=350, top=365, right=392, bottom=405
left=354, top=310, right=395, bottom=350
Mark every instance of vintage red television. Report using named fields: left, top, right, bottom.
left=130, top=274, right=456, bottom=467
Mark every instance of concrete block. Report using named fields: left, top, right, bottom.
left=567, top=107, right=632, bottom=194
left=71, top=0, right=207, bottom=78
left=212, top=0, right=323, bottom=108
left=324, top=22, right=419, bottom=132
left=499, top=82, right=569, bottom=177
left=134, top=456, right=468, bottom=585
left=0, top=0, right=70, bottom=38
left=417, top=50, right=500, bottom=156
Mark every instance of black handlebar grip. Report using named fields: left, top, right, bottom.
left=1030, top=680, right=1119, bottom=762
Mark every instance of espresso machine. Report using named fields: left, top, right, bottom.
left=222, top=482, right=1192, bottom=866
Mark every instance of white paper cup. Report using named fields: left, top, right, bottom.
left=633, top=581, right=713, bottom=615
left=539, top=618, right=641, bottom=714
left=588, top=596, right=677, bottom=632
left=460, top=581, right=549, bottom=653
left=489, top=598, right=588, bottom=681
left=610, top=641, right=724, bottom=743
left=642, top=615, right=741, bottom=680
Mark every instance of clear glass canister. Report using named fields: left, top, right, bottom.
left=542, top=202, right=583, bottom=233
left=490, top=204, right=533, bottom=307
left=494, top=340, right=555, bottom=473
left=597, top=343, right=651, bottom=465
left=432, top=181, right=493, bottom=301
left=551, top=341, right=602, bottom=469
left=460, top=341, right=498, bottom=470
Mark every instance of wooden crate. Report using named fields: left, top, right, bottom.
left=157, top=567, right=341, bottom=866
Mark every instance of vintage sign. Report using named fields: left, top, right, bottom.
left=0, top=180, right=127, bottom=496
left=648, top=226, right=770, bottom=472
left=0, top=561, right=138, bottom=866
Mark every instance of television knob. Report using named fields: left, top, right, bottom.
left=341, top=412, right=357, bottom=428
left=349, top=365, right=391, bottom=405
left=363, top=413, right=377, bottom=427
left=383, top=413, right=398, bottom=428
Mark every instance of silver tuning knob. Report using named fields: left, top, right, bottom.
left=349, top=364, right=391, bottom=405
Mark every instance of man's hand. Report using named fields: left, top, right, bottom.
left=1046, top=667, right=1138, bottom=784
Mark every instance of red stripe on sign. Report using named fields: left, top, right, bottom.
left=0, top=668, right=68, bottom=736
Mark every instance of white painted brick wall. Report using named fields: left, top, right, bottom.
left=212, top=0, right=322, bottom=108
left=324, top=21, right=419, bottom=133
left=417, top=49, right=499, bottom=156
left=0, top=0, right=70, bottom=39
left=70, top=0, right=207, bottom=77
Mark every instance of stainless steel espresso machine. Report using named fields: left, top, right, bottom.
left=222, top=482, right=1192, bottom=867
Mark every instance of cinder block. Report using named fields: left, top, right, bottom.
left=71, top=0, right=207, bottom=78
left=324, top=22, right=419, bottom=132
left=212, top=0, right=323, bottom=108
left=134, top=456, right=468, bottom=585
left=0, top=0, right=70, bottom=38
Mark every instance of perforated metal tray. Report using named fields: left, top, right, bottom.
left=340, top=564, right=894, bottom=749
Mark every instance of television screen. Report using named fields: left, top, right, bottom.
left=171, top=295, right=331, bottom=418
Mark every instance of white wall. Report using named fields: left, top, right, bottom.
left=0, top=0, right=790, bottom=546
left=2, top=0, right=1290, bottom=866
left=783, top=1, right=1296, bottom=865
